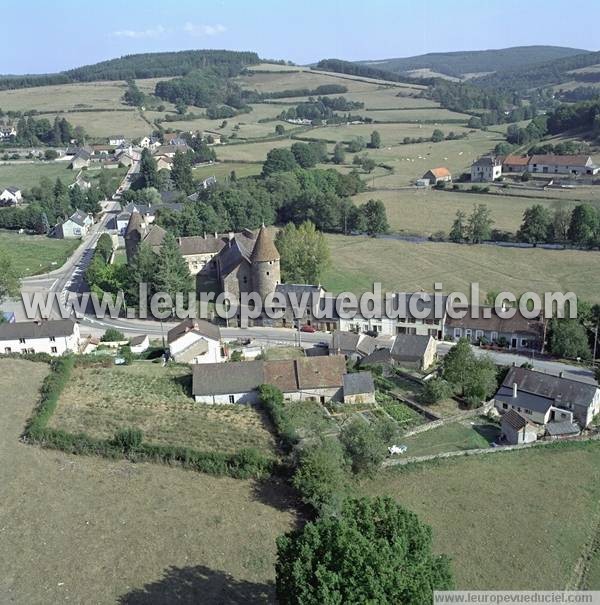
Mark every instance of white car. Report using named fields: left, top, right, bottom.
left=388, top=445, right=407, bottom=455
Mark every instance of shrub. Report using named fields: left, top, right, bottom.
left=101, top=328, right=125, bottom=342
left=113, top=427, right=144, bottom=452
left=259, top=384, right=297, bottom=449
left=420, top=378, right=453, bottom=404
left=339, top=417, right=396, bottom=475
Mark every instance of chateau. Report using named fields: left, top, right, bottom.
left=124, top=210, right=281, bottom=299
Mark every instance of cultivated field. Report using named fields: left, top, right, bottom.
left=322, top=233, right=600, bottom=302
left=49, top=363, right=277, bottom=456
left=0, top=161, right=75, bottom=190
left=0, top=359, right=296, bottom=604
left=359, top=442, right=600, bottom=589
left=0, top=230, right=79, bottom=276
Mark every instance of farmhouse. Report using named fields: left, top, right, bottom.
left=445, top=305, right=544, bottom=351
left=493, top=367, right=600, bottom=430
left=359, top=333, right=437, bottom=371
left=422, top=167, right=452, bottom=185
left=527, top=154, right=599, bottom=176
left=156, top=156, right=173, bottom=171
left=0, top=187, right=22, bottom=206
left=139, top=136, right=160, bottom=150
left=0, top=124, right=16, bottom=139
left=502, top=154, right=530, bottom=173
left=56, top=209, right=94, bottom=239
left=69, top=174, right=91, bottom=191
left=470, top=155, right=502, bottom=182
left=0, top=319, right=80, bottom=355
left=176, top=234, right=226, bottom=276
left=191, top=355, right=374, bottom=404
left=69, top=149, right=91, bottom=170
left=167, top=319, right=224, bottom=364
left=153, top=144, right=190, bottom=158
left=129, top=334, right=149, bottom=354
left=109, top=135, right=126, bottom=146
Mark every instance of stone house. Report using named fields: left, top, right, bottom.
left=527, top=154, right=599, bottom=176
left=167, top=319, right=224, bottom=364
left=470, top=156, right=502, bottom=182
left=500, top=409, right=538, bottom=445
left=57, top=210, right=93, bottom=239
left=0, top=187, right=22, bottom=206
left=422, top=167, right=452, bottom=185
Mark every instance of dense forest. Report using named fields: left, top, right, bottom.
left=0, top=50, right=260, bottom=91
left=357, top=46, right=587, bottom=79
left=314, top=59, right=432, bottom=85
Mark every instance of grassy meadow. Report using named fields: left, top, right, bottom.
left=0, top=358, right=296, bottom=604
left=0, top=161, right=75, bottom=190
left=49, top=363, right=277, bottom=456
left=359, top=441, right=600, bottom=589
left=322, top=233, right=600, bottom=302
left=0, top=230, right=79, bottom=276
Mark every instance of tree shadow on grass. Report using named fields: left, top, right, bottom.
left=472, top=422, right=501, bottom=444
left=118, top=564, right=274, bottom=605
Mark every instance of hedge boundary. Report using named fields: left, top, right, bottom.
left=21, top=356, right=274, bottom=480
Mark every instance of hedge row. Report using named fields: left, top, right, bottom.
left=23, top=355, right=273, bottom=480
left=258, top=384, right=299, bottom=451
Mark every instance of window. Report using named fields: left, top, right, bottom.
left=50, top=337, right=56, bottom=342
left=453, top=328, right=462, bottom=338
left=4, top=347, right=11, bottom=354
left=475, top=330, right=484, bottom=339
left=465, top=329, right=472, bottom=340
left=502, top=403, right=508, bottom=410
left=51, top=347, right=58, bottom=354
left=228, top=395, right=235, bottom=404
left=19, top=338, right=26, bottom=344
left=491, top=331, right=498, bottom=342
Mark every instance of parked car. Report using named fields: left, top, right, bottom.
left=300, top=324, right=316, bottom=333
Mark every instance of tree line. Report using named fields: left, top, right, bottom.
left=5, top=115, right=84, bottom=147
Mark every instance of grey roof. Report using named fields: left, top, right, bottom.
left=343, top=371, right=375, bottom=396
left=160, top=190, right=184, bottom=204
left=501, top=408, right=529, bottom=431
left=73, top=149, right=91, bottom=160
left=391, top=334, right=432, bottom=362
left=177, top=235, right=226, bottom=256
left=495, top=367, right=598, bottom=414
left=129, top=334, right=148, bottom=346
left=331, top=330, right=361, bottom=354
left=274, top=284, right=323, bottom=310
left=122, top=202, right=153, bottom=215
left=360, top=348, right=393, bottom=366
left=69, top=209, right=88, bottom=226
left=546, top=421, right=581, bottom=437
left=472, top=155, right=500, bottom=167
left=446, top=305, right=544, bottom=337
left=0, top=319, right=76, bottom=340
left=167, top=319, right=221, bottom=345
left=4, top=186, right=20, bottom=194
left=193, top=361, right=265, bottom=396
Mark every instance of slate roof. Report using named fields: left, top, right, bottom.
left=160, top=190, right=184, bottom=204
left=472, top=155, right=501, bottom=167
left=3, top=186, right=20, bottom=194
left=331, top=330, right=361, bottom=354
left=129, top=334, right=148, bottom=347
left=495, top=367, right=598, bottom=415
left=0, top=319, right=76, bottom=340
left=167, top=319, right=221, bottom=345
left=546, top=421, right=581, bottom=437
left=501, top=408, right=529, bottom=431
left=391, top=334, right=432, bottom=362
left=359, top=348, right=393, bottom=366
left=69, top=209, right=89, bottom=226
left=192, top=361, right=265, bottom=396
left=343, top=372, right=375, bottom=396
left=142, top=224, right=167, bottom=248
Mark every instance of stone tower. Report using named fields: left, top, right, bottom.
left=250, top=225, right=280, bottom=300
left=124, top=211, right=144, bottom=264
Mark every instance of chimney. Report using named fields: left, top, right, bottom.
left=203, top=231, right=207, bottom=239
left=513, top=383, right=518, bottom=398
left=228, top=232, right=234, bottom=241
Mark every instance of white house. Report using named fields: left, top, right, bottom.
left=109, top=135, right=126, bottom=146
left=471, top=156, right=502, bottom=182
left=0, top=319, right=80, bottom=355
left=0, top=187, right=22, bottom=206
left=0, top=125, right=17, bottom=139
left=167, top=319, right=224, bottom=364
left=57, top=209, right=94, bottom=239
left=129, top=334, right=150, bottom=354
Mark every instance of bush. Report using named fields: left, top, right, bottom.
left=420, top=378, right=453, bottom=404
left=259, top=384, right=297, bottom=449
left=101, top=328, right=125, bottom=342
left=113, top=427, right=144, bottom=452
left=339, top=417, right=396, bottom=475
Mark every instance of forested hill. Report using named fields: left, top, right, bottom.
left=313, top=59, right=433, bottom=85
left=357, top=46, right=588, bottom=79
left=473, top=49, right=600, bottom=90
left=0, top=49, right=261, bottom=91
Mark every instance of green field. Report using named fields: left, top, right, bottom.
left=0, top=161, right=75, bottom=190
left=62, top=109, right=151, bottom=138
left=359, top=441, right=600, bottom=589
left=0, top=230, right=78, bottom=276
left=399, top=420, right=499, bottom=457
left=0, top=358, right=295, bottom=604
left=193, top=161, right=263, bottom=182
left=49, top=363, right=277, bottom=456
left=322, top=233, right=600, bottom=301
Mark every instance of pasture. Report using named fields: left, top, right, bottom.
left=48, top=362, right=277, bottom=456
left=0, top=230, right=78, bottom=276
left=359, top=441, right=600, bottom=589
left=193, top=161, right=263, bottom=182
left=0, top=161, right=75, bottom=190
left=61, top=109, right=151, bottom=138
left=0, top=359, right=296, bottom=604
left=322, top=233, right=600, bottom=302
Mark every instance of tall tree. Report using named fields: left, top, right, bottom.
left=333, top=142, right=346, bottom=165
left=568, top=204, right=599, bottom=247
left=517, top=204, right=552, bottom=244
left=275, top=496, right=453, bottom=604
left=154, top=232, right=194, bottom=306
left=550, top=319, right=591, bottom=360
left=275, top=221, right=330, bottom=284
left=467, top=204, right=493, bottom=244
left=127, top=242, right=157, bottom=306
left=171, top=151, right=195, bottom=194
left=361, top=199, right=389, bottom=236
left=370, top=130, right=381, bottom=149
left=139, top=148, right=160, bottom=189
left=262, top=148, right=298, bottom=176
left=449, top=210, right=467, bottom=243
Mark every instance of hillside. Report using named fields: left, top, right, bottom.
left=473, top=49, right=600, bottom=90
left=0, top=49, right=261, bottom=91
left=358, top=46, right=588, bottom=79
